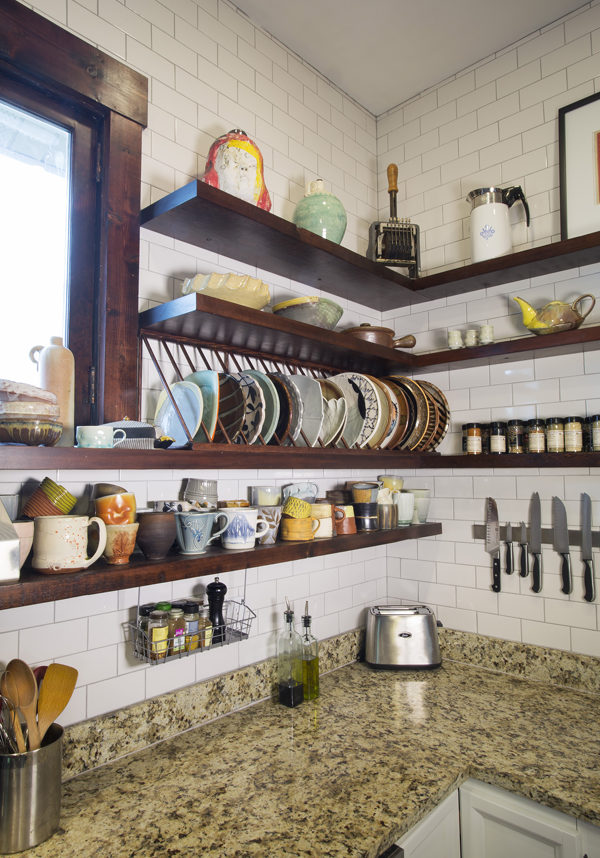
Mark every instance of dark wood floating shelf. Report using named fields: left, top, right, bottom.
left=1, top=447, right=598, bottom=470
left=0, top=523, right=441, bottom=610
left=140, top=180, right=600, bottom=311
left=139, top=293, right=416, bottom=375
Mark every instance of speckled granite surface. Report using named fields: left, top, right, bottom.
left=21, top=658, right=600, bottom=857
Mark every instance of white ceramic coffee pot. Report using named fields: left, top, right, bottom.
left=467, top=186, right=530, bottom=263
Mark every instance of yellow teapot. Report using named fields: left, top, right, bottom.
left=513, top=294, right=595, bottom=335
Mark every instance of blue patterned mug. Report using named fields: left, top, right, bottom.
left=175, top=510, right=231, bottom=555
left=221, top=507, right=268, bottom=550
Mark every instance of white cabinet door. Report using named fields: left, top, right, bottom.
left=395, top=789, right=461, bottom=858
left=460, top=779, right=580, bottom=858
left=580, top=819, right=600, bottom=857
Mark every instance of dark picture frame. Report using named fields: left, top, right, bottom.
left=559, top=91, right=600, bottom=240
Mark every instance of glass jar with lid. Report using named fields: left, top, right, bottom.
left=527, top=418, right=546, bottom=453
left=148, top=610, right=168, bottom=661
left=545, top=418, right=564, bottom=453
left=507, top=419, right=524, bottom=454
left=489, top=421, right=507, bottom=454
left=588, top=415, right=600, bottom=452
left=168, top=607, right=186, bottom=655
left=183, top=601, right=200, bottom=651
left=564, top=416, right=583, bottom=453
left=198, top=605, right=213, bottom=648
left=465, top=423, right=482, bottom=455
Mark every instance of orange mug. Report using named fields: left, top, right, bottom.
left=94, top=492, right=136, bottom=525
left=280, top=516, right=320, bottom=541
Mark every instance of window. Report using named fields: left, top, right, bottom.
left=0, top=0, right=147, bottom=425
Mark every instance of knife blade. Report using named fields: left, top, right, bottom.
left=485, top=497, right=501, bottom=593
left=552, top=496, right=572, bottom=595
left=581, top=493, right=596, bottom=603
left=530, top=492, right=543, bottom=593
left=505, top=522, right=514, bottom=574
left=519, top=521, right=529, bottom=578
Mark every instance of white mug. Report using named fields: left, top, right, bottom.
left=221, top=507, right=268, bottom=550
left=76, top=425, right=126, bottom=448
left=314, top=516, right=333, bottom=539
left=32, top=515, right=107, bottom=571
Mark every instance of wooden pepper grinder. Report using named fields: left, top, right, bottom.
left=29, top=336, right=75, bottom=447
left=206, top=576, right=227, bottom=644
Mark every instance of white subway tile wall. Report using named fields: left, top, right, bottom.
left=7, top=0, right=599, bottom=722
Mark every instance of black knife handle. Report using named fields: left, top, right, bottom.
left=583, top=560, right=596, bottom=602
left=492, top=555, right=501, bottom=592
left=519, top=545, right=528, bottom=577
left=505, top=542, right=513, bottom=574
left=560, top=554, right=572, bottom=595
left=532, top=554, right=542, bottom=593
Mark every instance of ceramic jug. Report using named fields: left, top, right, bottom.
left=29, top=337, right=75, bottom=447
left=293, top=179, right=347, bottom=244
left=467, top=186, right=530, bottom=263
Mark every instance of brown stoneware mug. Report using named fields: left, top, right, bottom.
left=136, top=511, right=176, bottom=560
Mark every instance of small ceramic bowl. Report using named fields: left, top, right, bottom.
left=40, top=477, right=77, bottom=514
left=0, top=418, right=62, bottom=446
left=271, top=296, right=343, bottom=330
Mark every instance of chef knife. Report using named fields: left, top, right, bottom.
left=505, top=522, right=514, bottom=574
left=519, top=521, right=529, bottom=578
left=530, top=492, right=543, bottom=593
left=552, top=496, right=572, bottom=595
left=485, top=497, right=501, bottom=593
left=581, top=492, right=596, bottom=603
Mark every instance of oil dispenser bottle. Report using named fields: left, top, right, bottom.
left=277, top=600, right=304, bottom=708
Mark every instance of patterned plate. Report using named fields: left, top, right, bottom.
left=365, top=376, right=392, bottom=449
left=329, top=372, right=379, bottom=448
left=379, top=377, right=411, bottom=449
left=267, top=374, right=292, bottom=444
left=390, top=377, right=431, bottom=450
left=242, top=369, right=280, bottom=445
left=318, top=379, right=347, bottom=447
left=232, top=372, right=266, bottom=444
left=374, top=378, right=399, bottom=450
left=270, top=373, right=304, bottom=445
left=213, top=374, right=245, bottom=444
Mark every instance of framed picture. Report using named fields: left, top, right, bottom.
left=559, top=91, right=600, bottom=240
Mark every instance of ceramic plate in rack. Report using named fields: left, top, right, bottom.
left=326, top=374, right=365, bottom=448
left=213, top=374, right=245, bottom=443
left=389, top=376, right=431, bottom=450
left=267, top=374, right=292, bottom=444
left=184, top=370, right=219, bottom=442
left=232, top=372, right=266, bottom=444
left=419, top=380, right=450, bottom=451
left=377, top=377, right=410, bottom=449
left=365, top=376, right=392, bottom=449
left=270, top=373, right=304, bottom=445
left=242, top=369, right=280, bottom=444
left=154, top=382, right=203, bottom=448
left=318, top=379, right=347, bottom=447
left=287, top=374, right=323, bottom=447
left=374, top=378, right=399, bottom=450
left=329, top=372, right=379, bottom=448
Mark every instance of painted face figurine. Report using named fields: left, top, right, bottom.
left=201, top=129, right=271, bottom=211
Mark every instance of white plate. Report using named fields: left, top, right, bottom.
left=154, top=382, right=203, bottom=448
left=318, top=379, right=347, bottom=447
left=287, top=374, right=323, bottom=447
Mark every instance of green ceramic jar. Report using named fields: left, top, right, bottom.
left=292, top=179, right=347, bottom=244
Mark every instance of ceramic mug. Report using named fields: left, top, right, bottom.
left=256, top=505, right=283, bottom=545
left=353, top=502, right=379, bottom=532
left=282, top=496, right=312, bottom=519
left=335, top=513, right=357, bottom=535
left=32, top=515, right=107, bottom=572
left=103, top=523, right=139, bottom=565
left=175, top=510, right=231, bottom=555
left=406, top=489, right=431, bottom=524
left=314, top=515, right=334, bottom=538
left=377, top=503, right=398, bottom=530
left=351, top=482, right=382, bottom=504
left=76, top=425, right=127, bottom=448
left=221, top=507, right=268, bottom=550
left=280, top=516, right=320, bottom=542
left=95, top=492, right=136, bottom=525
left=218, top=499, right=250, bottom=508
left=395, top=491, right=415, bottom=526
left=136, top=511, right=176, bottom=560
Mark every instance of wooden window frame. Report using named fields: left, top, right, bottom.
left=0, top=0, right=148, bottom=423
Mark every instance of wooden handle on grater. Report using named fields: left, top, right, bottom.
left=387, top=164, right=398, bottom=193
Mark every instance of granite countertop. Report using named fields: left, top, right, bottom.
left=25, top=658, right=600, bottom=857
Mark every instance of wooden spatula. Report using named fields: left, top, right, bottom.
left=36, top=663, right=78, bottom=745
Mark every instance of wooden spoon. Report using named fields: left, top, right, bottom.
left=37, top=663, right=78, bottom=745
left=0, top=669, right=26, bottom=753
left=6, top=659, right=41, bottom=751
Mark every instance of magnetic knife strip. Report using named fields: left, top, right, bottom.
left=473, top=525, right=600, bottom=548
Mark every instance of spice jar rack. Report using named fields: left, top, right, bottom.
left=129, top=600, right=255, bottom=665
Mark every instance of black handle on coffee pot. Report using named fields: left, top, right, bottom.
left=503, top=185, right=530, bottom=227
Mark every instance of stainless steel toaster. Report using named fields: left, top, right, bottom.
left=365, top=605, right=441, bottom=669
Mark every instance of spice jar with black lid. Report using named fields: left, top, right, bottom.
left=465, top=423, right=482, bottom=455
left=588, top=415, right=600, bottom=452
left=564, top=416, right=584, bottom=453
left=489, top=422, right=507, bottom=454
left=507, top=419, right=524, bottom=454
left=545, top=418, right=564, bottom=453
left=527, top=418, right=546, bottom=453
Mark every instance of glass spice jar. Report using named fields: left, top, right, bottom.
left=527, top=418, right=546, bottom=453
left=489, top=421, right=507, bottom=454
left=148, top=610, right=168, bottom=661
left=564, top=416, right=583, bottom=453
left=462, top=424, right=468, bottom=453
left=588, top=415, right=600, bottom=452
left=481, top=423, right=490, bottom=455
left=466, top=423, right=482, bottom=455
left=507, top=419, right=524, bottom=454
left=183, top=601, right=200, bottom=652
left=168, top=607, right=186, bottom=655
left=545, top=418, right=564, bottom=453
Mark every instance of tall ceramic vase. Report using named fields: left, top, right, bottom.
left=293, top=179, right=347, bottom=244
